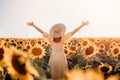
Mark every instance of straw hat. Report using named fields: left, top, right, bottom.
left=50, top=23, right=66, bottom=38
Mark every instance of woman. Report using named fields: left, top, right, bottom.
left=27, top=21, right=89, bottom=80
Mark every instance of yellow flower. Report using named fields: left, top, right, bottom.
left=23, top=43, right=31, bottom=51
left=112, top=47, right=120, bottom=57
left=4, top=47, right=39, bottom=80
left=109, top=42, right=117, bottom=49
left=98, top=63, right=112, bottom=74
left=107, top=41, right=120, bottom=57
left=93, top=38, right=101, bottom=44
left=64, top=48, right=70, bottom=56
left=65, top=42, right=72, bottom=47
left=81, top=39, right=90, bottom=48
left=83, top=43, right=98, bottom=59
left=66, top=69, right=85, bottom=80
left=29, top=44, right=45, bottom=59
left=65, top=68, right=104, bottom=80
left=106, top=75, right=120, bottom=80
left=85, top=68, right=104, bottom=80
left=98, top=43, right=105, bottom=49
left=0, top=41, right=8, bottom=67
left=69, top=45, right=78, bottom=53
left=0, top=47, right=5, bottom=67
left=98, top=43, right=107, bottom=54
left=76, top=42, right=81, bottom=47
left=38, top=38, right=49, bottom=46
left=117, top=43, right=120, bottom=47
left=98, top=49, right=105, bottom=54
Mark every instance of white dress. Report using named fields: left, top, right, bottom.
left=42, top=32, right=72, bottom=80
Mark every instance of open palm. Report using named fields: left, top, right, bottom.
left=27, top=22, right=35, bottom=26
left=82, top=21, right=89, bottom=26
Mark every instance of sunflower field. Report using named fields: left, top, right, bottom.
left=0, top=38, right=120, bottom=80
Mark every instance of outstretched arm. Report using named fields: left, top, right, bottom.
left=71, top=21, right=89, bottom=35
left=27, top=21, right=44, bottom=34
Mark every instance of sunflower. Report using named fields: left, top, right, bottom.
left=81, top=39, right=90, bottom=48
left=106, top=75, right=120, bottom=80
left=15, top=39, right=26, bottom=50
left=0, top=41, right=8, bottom=67
left=98, top=43, right=105, bottom=49
left=38, top=38, right=49, bottom=46
left=66, top=69, right=85, bottom=80
left=98, top=48, right=106, bottom=54
left=64, top=45, right=68, bottom=49
left=83, top=43, right=98, bottom=59
left=42, top=38, right=50, bottom=46
left=98, top=44, right=106, bottom=54
left=4, top=47, right=39, bottom=80
left=64, top=48, right=70, bottom=56
left=43, top=41, right=49, bottom=46
left=65, top=42, right=72, bottom=47
left=76, top=42, right=81, bottom=47
left=29, top=44, right=45, bottom=59
left=93, top=38, right=101, bottom=44
left=109, top=42, right=117, bottom=49
left=19, top=43, right=31, bottom=52
left=24, top=44, right=31, bottom=51
left=0, top=47, right=6, bottom=67
left=8, top=39, right=17, bottom=47
left=69, top=45, right=78, bottom=53
left=109, top=45, right=120, bottom=57
left=85, top=68, right=104, bottom=80
left=30, top=39, right=37, bottom=46
left=98, top=63, right=112, bottom=74
left=117, top=43, right=120, bottom=47
left=112, top=47, right=120, bottom=57
left=3, top=40, right=11, bottom=48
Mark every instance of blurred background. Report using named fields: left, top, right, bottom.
left=0, top=0, right=120, bottom=38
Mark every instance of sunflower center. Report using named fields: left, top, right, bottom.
left=83, top=41, right=88, bottom=46
left=32, top=48, right=42, bottom=56
left=114, top=48, right=119, bottom=54
left=64, top=49, right=68, bottom=54
left=0, top=48, right=4, bottom=60
left=68, top=43, right=71, bottom=45
left=99, top=44, right=105, bottom=48
left=12, top=54, right=26, bottom=75
left=101, top=66, right=109, bottom=73
left=85, top=46, right=94, bottom=55
left=110, top=45, right=114, bottom=48
left=70, top=46, right=76, bottom=51
left=26, top=45, right=30, bottom=49
left=99, top=49, right=104, bottom=53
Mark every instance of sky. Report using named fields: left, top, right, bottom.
left=0, top=0, right=120, bottom=38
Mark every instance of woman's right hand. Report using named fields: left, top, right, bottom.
left=81, top=21, right=89, bottom=26
left=27, top=21, right=35, bottom=26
